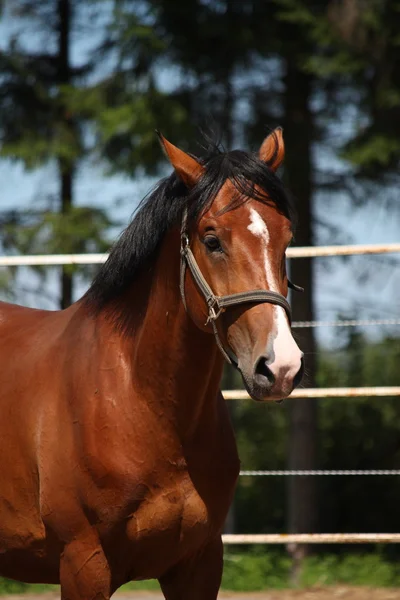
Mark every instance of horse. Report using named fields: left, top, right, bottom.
left=0, top=128, right=303, bottom=599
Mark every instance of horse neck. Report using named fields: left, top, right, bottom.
left=109, top=228, right=224, bottom=440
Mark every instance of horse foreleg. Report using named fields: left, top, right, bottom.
left=60, top=533, right=112, bottom=600
left=158, top=537, right=223, bottom=600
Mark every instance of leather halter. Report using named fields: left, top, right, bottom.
left=179, top=209, right=302, bottom=366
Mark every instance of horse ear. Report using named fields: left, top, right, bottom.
left=157, top=131, right=205, bottom=188
left=259, top=127, right=285, bottom=172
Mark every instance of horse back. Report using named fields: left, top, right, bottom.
left=0, top=301, right=67, bottom=409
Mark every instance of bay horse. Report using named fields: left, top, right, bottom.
left=0, top=128, right=303, bottom=599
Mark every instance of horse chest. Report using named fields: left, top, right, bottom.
left=128, top=476, right=209, bottom=543
left=121, top=474, right=211, bottom=577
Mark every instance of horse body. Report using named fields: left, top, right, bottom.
left=0, top=129, right=303, bottom=598
left=0, top=229, right=238, bottom=594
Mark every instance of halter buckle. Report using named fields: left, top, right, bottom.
left=206, top=298, right=224, bottom=325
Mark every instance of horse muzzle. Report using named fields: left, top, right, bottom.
left=239, top=354, right=305, bottom=402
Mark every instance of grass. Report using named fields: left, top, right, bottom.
left=1, top=550, right=400, bottom=594
left=221, top=548, right=400, bottom=590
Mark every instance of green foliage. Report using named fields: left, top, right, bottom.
left=225, top=550, right=400, bottom=590
left=0, top=1, right=181, bottom=171
left=0, top=580, right=57, bottom=595
left=0, top=0, right=196, bottom=304
left=301, top=552, right=400, bottom=588
left=343, top=135, right=400, bottom=170
left=316, top=334, right=400, bottom=536
left=95, top=87, right=190, bottom=175
left=268, top=0, right=400, bottom=175
left=2, top=206, right=114, bottom=282
left=0, top=49, right=83, bottom=169
left=228, top=332, right=400, bottom=538
left=222, top=548, right=291, bottom=590
left=0, top=269, right=12, bottom=293
left=3, top=207, right=112, bottom=254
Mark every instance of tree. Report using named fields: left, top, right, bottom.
left=0, top=0, right=110, bottom=306
left=326, top=0, right=400, bottom=177
left=0, top=0, right=191, bottom=307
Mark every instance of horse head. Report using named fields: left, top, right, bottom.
left=159, top=128, right=304, bottom=402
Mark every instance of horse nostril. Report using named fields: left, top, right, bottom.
left=254, top=356, right=276, bottom=389
left=293, top=356, right=305, bottom=389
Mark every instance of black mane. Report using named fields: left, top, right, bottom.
left=83, top=140, right=296, bottom=311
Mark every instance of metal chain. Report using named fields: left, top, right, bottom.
left=240, top=470, right=400, bottom=476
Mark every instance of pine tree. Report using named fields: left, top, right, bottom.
left=0, top=0, right=191, bottom=306
left=0, top=1, right=109, bottom=306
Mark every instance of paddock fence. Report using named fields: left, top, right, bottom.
left=1, top=242, right=399, bottom=266
left=1, top=241, right=400, bottom=546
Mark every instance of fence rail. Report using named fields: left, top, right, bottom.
left=287, top=243, right=400, bottom=258
left=223, top=387, right=400, bottom=400
left=239, top=470, right=400, bottom=476
left=222, top=533, right=400, bottom=544
left=1, top=242, right=400, bottom=267
left=0, top=253, right=107, bottom=266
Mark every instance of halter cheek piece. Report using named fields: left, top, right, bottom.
left=179, top=210, right=303, bottom=367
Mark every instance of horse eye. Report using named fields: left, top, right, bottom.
left=204, top=235, right=222, bottom=252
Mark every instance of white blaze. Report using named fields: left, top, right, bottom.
left=247, top=207, right=302, bottom=380
left=248, top=208, right=275, bottom=290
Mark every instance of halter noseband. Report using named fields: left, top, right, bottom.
left=179, top=209, right=302, bottom=366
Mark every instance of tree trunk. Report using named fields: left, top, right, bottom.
left=60, top=168, right=74, bottom=309
left=58, top=0, right=74, bottom=309
left=222, top=0, right=236, bottom=534
left=282, top=62, right=318, bottom=584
